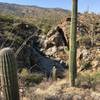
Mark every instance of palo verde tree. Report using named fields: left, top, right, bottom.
left=69, top=0, right=78, bottom=86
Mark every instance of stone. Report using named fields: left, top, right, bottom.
left=45, top=46, right=57, bottom=56
left=73, top=95, right=82, bottom=100
left=84, top=96, right=93, bottom=100
left=92, top=60, right=99, bottom=69
left=62, top=94, right=73, bottom=100
left=93, top=96, right=100, bottom=100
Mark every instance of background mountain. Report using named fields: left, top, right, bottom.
left=0, top=2, right=69, bottom=30
left=0, top=2, right=68, bottom=17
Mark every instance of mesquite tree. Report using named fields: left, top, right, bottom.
left=69, top=0, right=78, bottom=86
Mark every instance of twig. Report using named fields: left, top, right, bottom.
left=15, top=30, right=39, bottom=58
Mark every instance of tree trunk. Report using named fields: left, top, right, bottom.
left=69, top=0, right=78, bottom=86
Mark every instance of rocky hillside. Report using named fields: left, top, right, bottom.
left=0, top=3, right=100, bottom=77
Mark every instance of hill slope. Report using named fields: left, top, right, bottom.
left=0, top=2, right=99, bottom=76
left=0, top=2, right=69, bottom=27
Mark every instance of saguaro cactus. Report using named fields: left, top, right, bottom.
left=69, top=0, right=78, bottom=86
left=0, top=48, right=19, bottom=100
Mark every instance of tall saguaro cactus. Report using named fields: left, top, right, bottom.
left=69, top=0, right=78, bottom=86
left=0, top=48, right=19, bottom=100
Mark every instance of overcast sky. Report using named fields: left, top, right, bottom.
left=0, top=0, right=100, bottom=13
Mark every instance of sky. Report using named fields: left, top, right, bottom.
left=0, top=0, right=100, bottom=13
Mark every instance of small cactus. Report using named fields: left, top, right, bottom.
left=52, top=66, right=57, bottom=81
left=0, top=48, right=19, bottom=100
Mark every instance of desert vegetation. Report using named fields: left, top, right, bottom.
left=0, top=0, right=100, bottom=100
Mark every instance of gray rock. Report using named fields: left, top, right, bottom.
left=62, top=94, right=73, bottom=100
left=73, top=95, right=82, bottom=100
left=93, top=96, right=100, bottom=100
left=84, top=96, right=93, bottom=100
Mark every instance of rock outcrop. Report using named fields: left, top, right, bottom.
left=0, top=12, right=100, bottom=76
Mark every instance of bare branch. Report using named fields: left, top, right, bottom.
left=15, top=30, right=39, bottom=58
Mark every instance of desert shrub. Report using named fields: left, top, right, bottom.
left=81, top=61, right=92, bottom=70
left=78, top=35, right=91, bottom=46
left=4, top=31, right=14, bottom=40
left=2, top=24, right=13, bottom=31
left=20, top=68, right=43, bottom=86
left=92, top=72, right=100, bottom=82
left=0, top=15, right=13, bottom=22
left=0, top=14, right=20, bottom=23
left=94, top=34, right=100, bottom=41
left=3, top=31, right=23, bottom=46
left=26, top=73, right=43, bottom=85
left=20, top=68, right=29, bottom=77
left=36, top=19, right=52, bottom=34
left=14, top=36, right=24, bottom=44
left=76, top=71, right=100, bottom=91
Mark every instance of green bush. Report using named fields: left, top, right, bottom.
left=81, top=61, right=92, bottom=70
left=78, top=35, right=91, bottom=46
left=20, top=68, right=43, bottom=86
left=20, top=68, right=29, bottom=77
left=77, top=72, right=100, bottom=91
left=26, top=73, right=43, bottom=84
left=0, top=14, right=19, bottom=23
